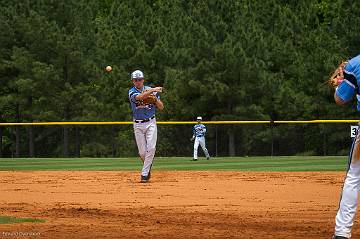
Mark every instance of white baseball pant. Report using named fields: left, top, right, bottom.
left=193, top=136, right=210, bottom=160
left=334, top=127, right=360, bottom=238
left=133, top=118, right=157, bottom=177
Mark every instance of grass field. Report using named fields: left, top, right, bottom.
left=0, top=156, right=349, bottom=171
left=0, top=216, right=45, bottom=224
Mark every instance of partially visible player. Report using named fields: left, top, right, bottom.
left=190, top=116, right=210, bottom=161
left=331, top=54, right=360, bottom=239
left=128, top=70, right=164, bottom=183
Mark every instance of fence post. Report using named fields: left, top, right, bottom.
left=15, top=126, right=20, bottom=158
left=63, top=126, right=69, bottom=157
left=270, top=120, right=274, bottom=157
left=75, top=126, right=80, bottom=157
left=215, top=125, right=218, bottom=157
left=28, top=126, right=34, bottom=157
left=0, top=126, right=2, bottom=157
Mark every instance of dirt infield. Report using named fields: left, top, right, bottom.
left=0, top=171, right=358, bottom=239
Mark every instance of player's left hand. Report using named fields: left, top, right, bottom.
left=329, top=61, right=348, bottom=88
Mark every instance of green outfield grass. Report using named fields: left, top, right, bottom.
left=0, top=156, right=350, bottom=172
left=0, top=216, right=45, bottom=224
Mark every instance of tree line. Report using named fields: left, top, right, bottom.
left=0, top=0, right=360, bottom=157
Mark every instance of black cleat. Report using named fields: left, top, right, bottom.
left=141, top=163, right=153, bottom=183
left=206, top=157, right=210, bottom=160
left=192, top=158, right=197, bottom=161
left=332, top=236, right=349, bottom=239
left=140, top=175, right=149, bottom=183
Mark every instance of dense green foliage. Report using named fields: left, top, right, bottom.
left=0, top=156, right=348, bottom=172
left=0, top=0, right=360, bottom=157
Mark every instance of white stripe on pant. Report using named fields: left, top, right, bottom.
left=133, top=118, right=157, bottom=177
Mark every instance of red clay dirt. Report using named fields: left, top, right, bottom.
left=0, top=171, right=358, bottom=239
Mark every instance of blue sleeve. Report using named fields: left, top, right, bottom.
left=335, top=81, right=356, bottom=102
left=344, top=62, right=354, bottom=72
left=128, top=90, right=139, bottom=103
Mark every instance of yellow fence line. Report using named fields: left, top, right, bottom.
left=0, top=119, right=359, bottom=126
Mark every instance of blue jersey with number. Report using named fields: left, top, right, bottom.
left=193, top=124, right=206, bottom=137
left=128, top=86, right=160, bottom=120
left=336, top=54, right=360, bottom=111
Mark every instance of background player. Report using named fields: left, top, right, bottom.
left=331, top=54, right=360, bottom=239
left=128, top=70, right=164, bottom=183
left=190, top=116, right=210, bottom=161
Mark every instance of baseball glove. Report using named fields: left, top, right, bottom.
left=142, top=94, right=158, bottom=105
left=329, top=61, right=348, bottom=88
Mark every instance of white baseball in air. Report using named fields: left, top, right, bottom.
left=105, top=65, right=112, bottom=72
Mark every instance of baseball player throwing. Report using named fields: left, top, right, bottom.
left=191, top=116, right=210, bottom=161
left=128, top=70, right=164, bottom=183
left=330, top=54, right=360, bottom=239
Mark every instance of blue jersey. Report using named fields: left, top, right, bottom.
left=193, top=124, right=206, bottom=137
left=128, top=86, right=160, bottom=120
left=336, top=54, right=360, bottom=111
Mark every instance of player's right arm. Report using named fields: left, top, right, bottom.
left=135, top=87, right=163, bottom=101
